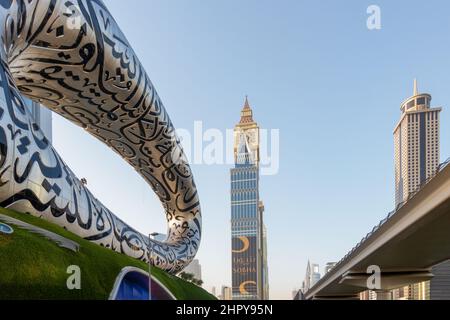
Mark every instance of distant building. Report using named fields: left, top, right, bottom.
left=311, top=264, right=321, bottom=287
left=184, top=259, right=202, bottom=282
left=210, top=286, right=217, bottom=297
left=221, top=286, right=232, bottom=300
left=302, top=263, right=310, bottom=293
left=293, top=290, right=304, bottom=300
left=302, top=261, right=321, bottom=292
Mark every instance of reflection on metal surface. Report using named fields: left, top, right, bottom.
left=109, top=267, right=176, bottom=300
left=0, top=222, right=13, bottom=235
left=0, top=0, right=201, bottom=273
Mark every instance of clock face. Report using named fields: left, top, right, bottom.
left=234, top=127, right=259, bottom=162
left=246, top=129, right=258, bottom=145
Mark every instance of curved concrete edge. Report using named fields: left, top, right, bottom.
left=0, top=213, right=79, bottom=252
left=109, top=266, right=177, bottom=300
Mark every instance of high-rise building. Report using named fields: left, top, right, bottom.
left=393, top=80, right=450, bottom=300
left=302, top=261, right=321, bottom=292
left=183, top=259, right=202, bottom=282
left=293, top=290, right=304, bottom=300
left=394, top=79, right=441, bottom=206
left=259, top=201, right=269, bottom=299
left=302, top=263, right=311, bottom=293
left=231, top=97, right=268, bottom=300
left=311, top=263, right=321, bottom=287
left=221, top=286, right=232, bottom=300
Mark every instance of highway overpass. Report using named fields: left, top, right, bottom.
left=304, top=158, right=450, bottom=300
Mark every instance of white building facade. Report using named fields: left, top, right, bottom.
left=392, top=80, right=443, bottom=300
left=394, top=80, right=441, bottom=206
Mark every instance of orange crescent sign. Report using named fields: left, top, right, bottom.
left=232, top=236, right=250, bottom=253
left=239, top=281, right=257, bottom=295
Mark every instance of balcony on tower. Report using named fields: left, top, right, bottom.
left=400, top=79, right=432, bottom=113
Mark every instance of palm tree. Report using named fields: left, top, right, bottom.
left=194, top=279, right=203, bottom=287
left=178, top=272, right=203, bottom=287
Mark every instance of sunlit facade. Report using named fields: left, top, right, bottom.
left=231, top=97, right=268, bottom=300
left=393, top=80, right=442, bottom=300
left=394, top=80, right=441, bottom=206
left=23, top=98, right=52, bottom=142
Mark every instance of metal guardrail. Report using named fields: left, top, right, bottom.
left=306, top=157, right=450, bottom=294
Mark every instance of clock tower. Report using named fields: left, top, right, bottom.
left=234, top=96, right=260, bottom=165
left=230, top=97, right=269, bottom=300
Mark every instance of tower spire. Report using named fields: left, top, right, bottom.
left=413, top=78, right=418, bottom=96
left=239, top=95, right=254, bottom=124
left=244, top=95, right=250, bottom=109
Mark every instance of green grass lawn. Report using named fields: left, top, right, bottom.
left=0, top=207, right=215, bottom=300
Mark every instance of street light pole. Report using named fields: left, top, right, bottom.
left=148, top=232, right=160, bottom=301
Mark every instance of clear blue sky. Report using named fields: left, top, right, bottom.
left=52, top=0, right=450, bottom=299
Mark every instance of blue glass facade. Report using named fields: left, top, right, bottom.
left=231, top=167, right=259, bottom=221
left=231, top=162, right=260, bottom=300
left=114, top=271, right=173, bottom=300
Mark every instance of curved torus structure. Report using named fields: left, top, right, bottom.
left=0, top=0, right=201, bottom=273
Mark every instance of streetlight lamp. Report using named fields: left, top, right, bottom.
left=148, top=232, right=160, bottom=301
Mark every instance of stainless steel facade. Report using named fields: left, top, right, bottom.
left=0, top=0, right=201, bottom=274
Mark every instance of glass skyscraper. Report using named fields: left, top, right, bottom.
left=230, top=97, right=268, bottom=300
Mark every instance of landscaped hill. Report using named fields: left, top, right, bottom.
left=0, top=207, right=215, bottom=300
